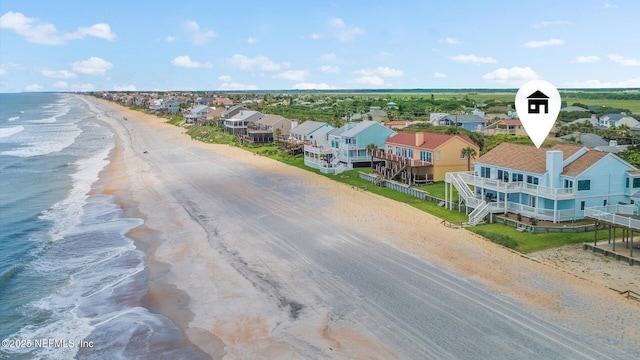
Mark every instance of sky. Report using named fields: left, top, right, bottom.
left=1, top=0, right=639, bottom=93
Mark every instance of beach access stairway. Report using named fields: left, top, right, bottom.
left=446, top=172, right=503, bottom=226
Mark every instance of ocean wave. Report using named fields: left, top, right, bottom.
left=8, top=116, right=20, bottom=121
left=39, top=144, right=114, bottom=241
left=0, top=125, right=24, bottom=138
left=0, top=123, right=82, bottom=157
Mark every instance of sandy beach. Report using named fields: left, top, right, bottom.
left=85, top=96, right=640, bottom=359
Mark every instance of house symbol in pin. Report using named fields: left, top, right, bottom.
left=527, top=90, right=549, bottom=114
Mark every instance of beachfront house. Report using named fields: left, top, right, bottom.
left=163, top=99, right=180, bottom=113
left=304, top=121, right=396, bottom=174
left=185, top=105, right=209, bottom=124
left=289, top=120, right=335, bottom=147
left=241, top=115, right=297, bottom=144
left=485, top=119, right=527, bottom=136
left=598, top=113, right=639, bottom=128
left=444, top=143, right=640, bottom=226
left=223, top=110, right=264, bottom=135
left=371, top=132, right=479, bottom=184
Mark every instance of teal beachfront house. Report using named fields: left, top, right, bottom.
left=445, top=142, right=640, bottom=225
left=304, top=120, right=396, bottom=174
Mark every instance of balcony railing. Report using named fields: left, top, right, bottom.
left=585, top=205, right=640, bottom=230
left=371, top=149, right=432, bottom=167
left=455, top=172, right=576, bottom=199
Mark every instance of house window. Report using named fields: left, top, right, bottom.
left=512, top=173, right=523, bottom=182
left=435, top=151, right=441, bottom=161
left=580, top=201, right=585, bottom=210
left=497, top=170, right=509, bottom=182
left=634, top=178, right=640, bottom=188
left=564, top=179, right=573, bottom=188
left=480, top=167, right=491, bottom=178
left=396, top=146, right=400, bottom=155
left=626, top=178, right=629, bottom=188
left=526, top=176, right=539, bottom=185
left=387, top=145, right=392, bottom=154
left=603, top=199, right=608, bottom=206
left=408, top=149, right=414, bottom=159
left=420, top=151, right=432, bottom=162
left=577, top=180, right=591, bottom=191
left=401, top=148, right=407, bottom=157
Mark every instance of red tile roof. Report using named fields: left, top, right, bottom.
left=386, top=132, right=478, bottom=150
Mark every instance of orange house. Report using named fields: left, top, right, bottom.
left=371, top=132, right=479, bottom=183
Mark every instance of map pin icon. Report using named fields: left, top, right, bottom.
left=515, top=80, right=561, bottom=148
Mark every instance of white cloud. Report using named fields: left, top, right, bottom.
left=276, top=70, right=308, bottom=81
left=433, top=72, right=447, bottom=78
left=524, top=38, right=565, bottom=48
left=355, top=66, right=404, bottom=77
left=450, top=54, right=497, bottom=64
left=350, top=75, right=385, bottom=86
left=247, top=37, right=258, bottom=44
left=24, top=84, right=43, bottom=91
left=602, top=2, right=618, bottom=9
left=71, top=83, right=94, bottom=91
left=171, top=55, right=213, bottom=68
left=113, top=84, right=136, bottom=91
left=329, top=17, right=364, bottom=42
left=218, top=75, right=233, bottom=82
left=52, top=81, right=68, bottom=89
left=40, top=69, right=77, bottom=78
left=71, top=57, right=113, bottom=75
left=292, top=82, right=335, bottom=90
left=482, top=66, right=539, bottom=84
left=311, top=33, right=322, bottom=40
left=438, top=37, right=460, bottom=45
left=218, top=82, right=258, bottom=90
left=532, top=20, right=572, bottom=28
left=0, top=11, right=115, bottom=45
left=320, top=53, right=338, bottom=62
left=563, top=77, right=640, bottom=88
left=608, top=54, right=640, bottom=66
left=321, top=65, right=340, bottom=73
left=185, top=20, right=216, bottom=45
left=67, top=23, right=116, bottom=41
left=166, top=36, right=178, bottom=43
left=574, top=55, right=600, bottom=63
left=227, top=54, right=287, bottom=71
left=0, top=68, right=6, bottom=76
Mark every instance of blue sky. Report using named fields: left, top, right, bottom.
left=1, top=0, right=639, bottom=92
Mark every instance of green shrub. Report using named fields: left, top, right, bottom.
left=473, top=229, right=518, bottom=249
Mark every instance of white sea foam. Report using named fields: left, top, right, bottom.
left=40, top=144, right=114, bottom=241
left=0, top=125, right=24, bottom=138
left=0, top=123, right=82, bottom=157
left=8, top=116, right=20, bottom=121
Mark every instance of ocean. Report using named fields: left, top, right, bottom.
left=0, top=93, right=205, bottom=359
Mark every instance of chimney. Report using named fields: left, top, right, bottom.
left=546, top=150, right=563, bottom=188
left=415, top=132, right=424, bottom=147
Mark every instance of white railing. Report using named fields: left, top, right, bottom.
left=585, top=205, right=640, bottom=230
left=469, top=202, right=490, bottom=226
left=455, top=172, right=576, bottom=199
left=506, top=203, right=576, bottom=222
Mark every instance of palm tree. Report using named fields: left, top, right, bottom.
left=366, top=143, right=378, bottom=169
left=461, top=147, right=477, bottom=171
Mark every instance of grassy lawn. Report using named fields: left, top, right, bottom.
left=469, top=223, right=624, bottom=254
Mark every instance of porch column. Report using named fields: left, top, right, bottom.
left=553, top=199, right=558, bottom=223
left=445, top=180, right=448, bottom=210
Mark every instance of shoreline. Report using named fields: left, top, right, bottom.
left=82, top=97, right=219, bottom=358
left=82, top=95, right=640, bottom=358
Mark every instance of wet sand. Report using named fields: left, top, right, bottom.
left=85, top=96, right=640, bottom=359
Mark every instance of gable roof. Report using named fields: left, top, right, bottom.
left=257, top=114, right=288, bottom=126
left=562, top=150, right=609, bottom=176
left=477, top=143, right=584, bottom=174
left=190, top=104, right=208, bottom=114
left=452, top=114, right=486, bottom=124
left=559, top=133, right=608, bottom=148
left=342, top=120, right=379, bottom=137
left=386, top=132, right=478, bottom=150
left=290, top=120, right=332, bottom=135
